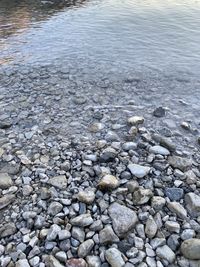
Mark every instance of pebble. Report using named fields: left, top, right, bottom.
left=78, top=239, right=94, bottom=258
left=128, top=116, right=144, bottom=125
left=185, top=192, right=200, bottom=217
left=77, top=188, right=96, bottom=204
left=0, top=173, right=13, bottom=189
left=165, top=188, right=184, bottom=201
left=156, top=245, right=176, bottom=263
left=128, top=164, right=151, bottom=178
left=105, top=248, right=125, bottom=267
left=98, top=175, right=119, bottom=191
left=149, top=145, right=170, bottom=156
left=181, top=238, right=200, bottom=260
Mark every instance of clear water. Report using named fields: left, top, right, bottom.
left=0, top=0, right=200, bottom=77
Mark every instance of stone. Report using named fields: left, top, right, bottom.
left=181, top=229, right=195, bottom=240
left=58, top=229, right=71, bottom=240
left=47, top=224, right=61, bottom=241
left=108, top=202, right=137, bottom=237
left=66, top=258, right=87, bottom=267
left=132, top=188, right=153, bottom=205
left=168, top=156, right=192, bottom=171
left=46, top=255, right=65, bottom=267
left=77, top=188, right=96, bottom=204
left=86, top=255, right=101, bottom=267
left=71, top=227, right=85, bottom=242
left=47, top=202, right=63, bottom=216
left=165, top=221, right=180, bottom=233
left=181, top=239, right=200, bottom=260
left=151, top=196, right=166, bottom=211
left=156, top=245, right=176, bottom=263
left=0, top=173, right=13, bottom=189
left=0, top=194, right=15, bottom=210
left=153, top=107, right=166, bottom=118
left=152, top=134, right=176, bottom=152
left=98, top=175, right=119, bottom=191
left=149, top=145, right=170, bottom=156
left=165, top=188, right=184, bottom=201
left=99, top=225, right=119, bottom=244
left=70, top=214, right=94, bottom=227
left=105, top=248, right=125, bottom=267
left=48, top=175, right=67, bottom=189
left=167, top=202, right=187, bottom=219
left=145, top=216, right=158, bottom=238
left=0, top=223, right=16, bottom=238
left=167, top=234, right=180, bottom=251
left=99, top=147, right=117, bottom=162
left=128, top=164, right=151, bottom=178
left=55, top=251, right=67, bottom=263
left=185, top=193, right=200, bottom=217
left=16, top=259, right=30, bottom=267
left=78, top=239, right=94, bottom=258
left=128, top=116, right=144, bottom=125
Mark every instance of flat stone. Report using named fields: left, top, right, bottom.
left=108, top=202, right=137, bottom=237
left=156, top=245, right=175, bottom=263
left=181, top=239, right=200, bottom=260
left=98, top=175, right=119, bottom=191
left=168, top=156, right=192, bottom=171
left=105, top=248, right=125, bottom=267
left=48, top=175, right=67, bottom=189
left=70, top=214, right=94, bottom=227
left=185, top=192, right=200, bottom=217
left=128, top=164, right=151, bottom=178
left=167, top=202, right=187, bottom=219
left=0, top=173, right=13, bottom=189
left=165, top=188, right=184, bottom=201
left=149, top=145, right=170, bottom=156
left=132, top=188, right=153, bottom=205
left=99, top=225, right=119, bottom=244
left=0, top=194, right=15, bottom=210
left=77, top=188, right=96, bottom=204
left=78, top=239, right=94, bottom=258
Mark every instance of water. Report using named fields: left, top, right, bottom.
left=0, top=0, right=200, bottom=78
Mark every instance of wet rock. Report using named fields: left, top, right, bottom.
left=0, top=223, right=16, bottom=238
left=48, top=175, right=67, bottom=189
left=77, top=188, right=96, bottom=204
left=66, top=258, right=87, bottom=267
left=105, top=247, right=125, bottom=267
left=99, top=225, right=119, bottom=244
left=98, top=174, right=119, bottom=191
left=78, top=239, right=94, bottom=258
left=128, top=164, right=151, bottom=178
left=149, top=145, right=170, bottom=156
left=128, top=116, right=144, bottom=126
left=0, top=194, right=15, bottom=210
left=156, top=245, right=175, bottom=263
left=185, top=192, right=200, bottom=217
left=168, top=156, right=192, bottom=171
left=132, top=188, right=153, bottom=205
left=70, top=214, right=94, bottom=227
left=165, top=188, right=184, bottom=201
left=0, top=173, right=13, bottom=189
left=108, top=202, right=137, bottom=237
left=181, top=239, right=200, bottom=260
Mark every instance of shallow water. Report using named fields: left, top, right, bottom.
left=0, top=0, right=200, bottom=77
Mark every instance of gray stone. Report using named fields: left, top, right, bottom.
left=47, top=202, right=63, bottom=216
left=127, top=116, right=144, bottom=125
left=156, top=245, right=175, bottom=263
left=70, top=213, right=94, bottom=227
left=16, top=259, right=30, bottom=267
left=98, top=175, right=119, bottom=191
left=86, top=256, right=101, bottom=267
left=47, top=224, right=61, bottom=241
left=181, top=238, right=200, bottom=260
left=168, top=156, right=192, bottom=171
left=78, top=239, right=94, bottom=258
left=167, top=202, right=187, bottom=219
left=77, top=188, right=96, bottom=204
left=99, top=225, right=119, bottom=244
left=109, top=202, right=137, bottom=237
left=165, top=188, right=184, bottom=201
left=149, top=145, right=170, bottom=156
left=105, top=248, right=125, bottom=267
left=0, top=223, right=16, bottom=238
left=0, top=173, right=13, bottom=189
left=71, top=227, right=85, bottom=242
left=48, top=175, right=67, bottom=189
left=128, top=164, right=151, bottom=178
left=0, top=194, right=15, bottom=210
left=145, top=216, right=158, bottom=238
left=45, top=255, right=64, bottom=267
left=132, top=188, right=153, bottom=205
left=185, top=193, right=200, bottom=217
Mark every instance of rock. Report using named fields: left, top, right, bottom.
left=77, top=188, right=96, bottom=204
left=71, top=227, right=85, bottom=242
left=0, top=173, right=13, bottom=189
left=47, top=224, right=61, bottom=241
left=165, top=221, right=180, bottom=233
left=108, top=202, right=137, bottom=237
left=181, top=239, right=200, bottom=260
left=165, top=188, right=184, bottom=201
left=128, top=116, right=144, bottom=125
left=105, top=248, right=125, bottom=267
left=181, top=229, right=195, bottom=240
left=48, top=175, right=67, bottom=189
left=168, top=156, right=192, bottom=171
left=156, top=245, right=175, bottom=263
left=70, top=214, right=94, bottom=227
left=0, top=223, right=16, bottom=238
left=16, top=259, right=30, bottom=267
left=47, top=202, right=63, bottom=216
left=167, top=202, right=187, bottom=219
left=99, top=225, right=119, bottom=244
left=132, top=188, right=153, bottom=205
left=46, top=255, right=65, bottom=267
left=66, top=258, right=87, bottom=267
left=149, top=145, right=170, bottom=156
left=0, top=194, right=15, bottom=210
left=55, top=251, right=67, bottom=263
left=153, top=107, right=166, bottom=118
left=145, top=216, right=158, bottom=238
left=98, top=175, right=119, bottom=191
left=86, top=256, right=101, bottom=267
left=128, top=164, right=151, bottom=178
left=99, top=147, right=117, bottom=162
left=151, top=196, right=166, bottom=211
left=78, top=239, right=94, bottom=258
left=185, top=193, right=200, bottom=217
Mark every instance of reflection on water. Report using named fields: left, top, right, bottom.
left=0, top=0, right=200, bottom=77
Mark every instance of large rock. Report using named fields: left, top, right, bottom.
left=108, top=202, right=137, bottom=237
left=132, top=188, right=153, bottom=205
left=181, top=239, right=200, bottom=260
left=78, top=239, right=94, bottom=258
left=168, top=156, right=192, bottom=171
left=48, top=175, right=67, bottom=189
left=185, top=193, right=200, bottom=217
left=0, top=194, right=15, bottom=210
left=99, top=147, right=117, bottom=162
left=105, top=248, right=125, bottom=267
left=98, top=175, right=119, bottom=191
left=128, top=164, right=150, bottom=178
left=0, top=173, right=13, bottom=189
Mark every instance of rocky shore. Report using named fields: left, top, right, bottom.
left=0, top=64, right=200, bottom=267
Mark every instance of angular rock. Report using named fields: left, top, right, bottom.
left=153, top=107, right=166, bottom=118
left=167, top=202, right=187, bottom=219
left=0, top=194, right=15, bottom=210
left=48, top=175, right=67, bottom=189
left=181, top=238, right=200, bottom=260
left=99, top=225, right=119, bottom=244
left=132, top=188, right=153, bottom=205
left=98, top=174, right=119, bottom=191
left=108, top=202, right=137, bottom=237
left=165, top=188, right=184, bottom=201
left=128, top=164, right=151, bottom=178
left=78, top=239, right=94, bottom=258
left=47, top=202, right=63, bottom=216
left=0, top=173, right=13, bottom=189
left=105, top=248, right=125, bottom=267
left=168, top=156, right=192, bottom=171
left=185, top=192, right=200, bottom=217
left=151, top=196, right=166, bottom=211
left=70, top=214, right=94, bottom=227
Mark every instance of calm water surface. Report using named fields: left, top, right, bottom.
left=0, top=0, right=200, bottom=77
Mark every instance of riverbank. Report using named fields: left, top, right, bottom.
left=0, top=63, right=200, bottom=266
